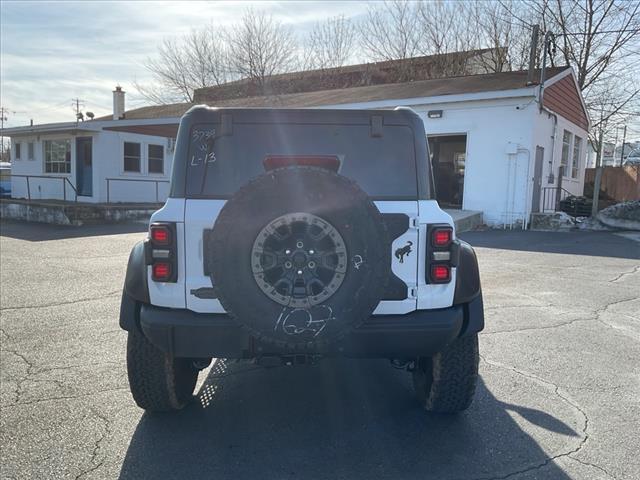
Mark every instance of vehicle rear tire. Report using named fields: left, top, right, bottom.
left=126, top=328, right=198, bottom=412
left=412, top=334, right=479, bottom=413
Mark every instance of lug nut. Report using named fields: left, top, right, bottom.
left=308, top=261, right=316, bottom=268
left=296, top=241, right=304, bottom=248
left=285, top=261, right=292, bottom=269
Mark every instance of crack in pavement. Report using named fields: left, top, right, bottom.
left=482, top=317, right=596, bottom=335
left=593, top=296, right=640, bottom=341
left=609, top=265, right=640, bottom=283
left=0, top=290, right=120, bottom=312
left=74, top=407, right=111, bottom=480
left=1, top=342, right=125, bottom=407
left=481, top=295, right=638, bottom=337
left=566, top=454, right=617, bottom=479
left=476, top=355, right=593, bottom=480
left=2, top=348, right=35, bottom=405
left=485, top=303, right=555, bottom=311
left=0, top=386, right=129, bottom=409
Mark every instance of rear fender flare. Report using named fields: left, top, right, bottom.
left=452, top=239, right=481, bottom=305
left=120, top=240, right=149, bottom=330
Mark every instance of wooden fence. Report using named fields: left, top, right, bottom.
left=584, top=166, right=640, bottom=202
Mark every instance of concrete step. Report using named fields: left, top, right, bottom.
left=444, top=209, right=483, bottom=233
left=0, top=199, right=159, bottom=226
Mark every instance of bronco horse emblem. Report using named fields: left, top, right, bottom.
left=394, top=241, right=413, bottom=263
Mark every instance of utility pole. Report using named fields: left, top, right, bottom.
left=0, top=106, right=8, bottom=160
left=591, top=123, right=604, bottom=217
left=619, top=125, right=627, bottom=166
left=526, top=24, right=540, bottom=86
left=71, top=98, right=85, bottom=122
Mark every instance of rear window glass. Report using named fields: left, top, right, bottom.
left=184, top=123, right=417, bottom=199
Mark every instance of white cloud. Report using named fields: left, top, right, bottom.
left=1, top=1, right=367, bottom=127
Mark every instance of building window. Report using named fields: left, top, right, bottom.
left=148, top=144, right=164, bottom=174
left=44, top=140, right=71, bottom=173
left=28, top=142, right=34, bottom=160
left=571, top=136, right=582, bottom=179
left=14, top=143, right=21, bottom=160
left=561, top=130, right=572, bottom=176
left=124, top=142, right=141, bottom=172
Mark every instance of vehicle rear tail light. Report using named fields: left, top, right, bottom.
left=147, top=222, right=177, bottom=283
left=152, top=262, right=172, bottom=282
left=430, top=264, right=451, bottom=283
left=150, top=225, right=171, bottom=245
left=263, top=155, right=340, bottom=172
left=427, top=224, right=454, bottom=284
left=432, top=227, right=452, bottom=248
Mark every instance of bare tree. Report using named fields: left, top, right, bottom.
left=416, top=1, right=484, bottom=76
left=519, top=0, right=640, bottom=145
left=466, top=1, right=534, bottom=72
left=135, top=26, right=232, bottom=104
left=359, top=1, right=423, bottom=61
left=304, top=15, right=358, bottom=70
left=225, top=9, right=298, bottom=89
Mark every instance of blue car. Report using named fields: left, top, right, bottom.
left=0, top=162, right=11, bottom=198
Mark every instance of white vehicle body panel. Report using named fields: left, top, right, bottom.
left=147, top=198, right=186, bottom=309
left=146, top=198, right=457, bottom=315
left=416, top=200, right=456, bottom=309
left=184, top=199, right=226, bottom=313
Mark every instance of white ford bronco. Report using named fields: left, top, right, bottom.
left=120, top=106, right=484, bottom=413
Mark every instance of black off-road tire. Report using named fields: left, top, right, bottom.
left=412, top=334, right=479, bottom=413
left=207, top=166, right=390, bottom=350
left=126, top=328, right=198, bottom=412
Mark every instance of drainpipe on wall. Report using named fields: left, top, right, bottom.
left=544, top=108, right=558, bottom=185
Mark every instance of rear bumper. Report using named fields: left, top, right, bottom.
left=138, top=295, right=483, bottom=359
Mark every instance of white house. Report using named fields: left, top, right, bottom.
left=4, top=87, right=179, bottom=204
left=4, top=63, right=590, bottom=227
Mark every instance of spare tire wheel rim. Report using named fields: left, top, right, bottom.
left=251, top=212, right=347, bottom=308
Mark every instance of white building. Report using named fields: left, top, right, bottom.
left=4, top=64, right=590, bottom=227
left=4, top=87, right=179, bottom=204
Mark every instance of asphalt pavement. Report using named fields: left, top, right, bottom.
left=1, top=221, right=639, bottom=479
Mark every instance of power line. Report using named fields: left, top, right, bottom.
left=564, top=28, right=640, bottom=36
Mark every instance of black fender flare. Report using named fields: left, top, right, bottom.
left=452, top=239, right=484, bottom=336
left=119, top=240, right=149, bottom=330
left=452, top=239, right=481, bottom=305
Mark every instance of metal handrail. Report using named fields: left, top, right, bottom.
left=9, top=174, right=78, bottom=202
left=105, top=177, right=169, bottom=203
left=541, top=186, right=582, bottom=216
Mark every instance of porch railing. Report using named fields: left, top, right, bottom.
left=541, top=186, right=571, bottom=213
left=105, top=177, right=170, bottom=203
left=9, top=174, right=78, bottom=202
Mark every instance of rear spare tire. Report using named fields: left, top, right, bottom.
left=207, top=167, right=390, bottom=350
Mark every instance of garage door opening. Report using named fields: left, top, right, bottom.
left=428, top=135, right=467, bottom=209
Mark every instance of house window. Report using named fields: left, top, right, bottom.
left=44, top=140, right=71, bottom=173
left=28, top=142, right=34, bottom=160
left=124, top=142, right=141, bottom=172
left=14, top=142, right=21, bottom=160
left=571, top=136, right=582, bottom=179
left=148, top=144, right=164, bottom=174
left=561, top=130, right=572, bottom=176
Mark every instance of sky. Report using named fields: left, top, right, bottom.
left=0, top=1, right=368, bottom=128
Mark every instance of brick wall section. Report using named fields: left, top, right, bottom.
left=543, top=75, right=589, bottom=130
